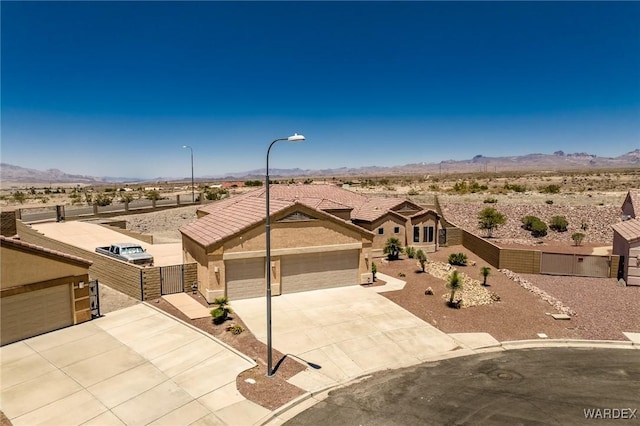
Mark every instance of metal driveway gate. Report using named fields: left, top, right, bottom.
left=89, top=279, right=101, bottom=318
left=540, top=253, right=610, bottom=278
left=160, top=265, right=185, bottom=295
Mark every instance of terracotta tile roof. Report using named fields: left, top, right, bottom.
left=626, top=190, right=640, bottom=218
left=296, top=197, right=354, bottom=211
left=612, top=218, right=640, bottom=242
left=352, top=198, right=407, bottom=222
left=0, top=235, right=92, bottom=266
left=180, top=197, right=294, bottom=248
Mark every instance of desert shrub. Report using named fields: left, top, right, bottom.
left=93, top=193, right=112, bottom=207
left=226, top=324, right=244, bottom=335
left=244, top=180, right=263, bottom=187
left=483, top=197, right=498, bottom=204
left=398, top=272, right=406, bottom=278
left=452, top=181, right=468, bottom=193
left=504, top=183, right=526, bottom=193
left=211, top=297, right=233, bottom=324
left=545, top=199, right=554, bottom=205
left=448, top=252, right=468, bottom=266
left=407, top=188, right=420, bottom=196
left=572, top=232, right=585, bottom=246
left=478, top=207, right=506, bottom=237
left=145, top=190, right=161, bottom=201
left=405, top=246, right=416, bottom=258
left=540, top=184, right=561, bottom=194
left=11, top=191, right=26, bottom=204
left=521, top=215, right=541, bottom=231
left=549, top=216, right=569, bottom=232
left=371, top=262, right=377, bottom=280
left=205, top=188, right=228, bottom=201
left=530, top=219, right=548, bottom=237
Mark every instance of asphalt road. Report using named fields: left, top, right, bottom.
left=285, top=348, right=640, bottom=426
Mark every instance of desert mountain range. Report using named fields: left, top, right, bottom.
left=2, top=149, right=639, bottom=184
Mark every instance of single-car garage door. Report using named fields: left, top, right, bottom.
left=226, top=257, right=265, bottom=300
left=1, top=284, right=73, bottom=346
left=281, top=250, right=359, bottom=294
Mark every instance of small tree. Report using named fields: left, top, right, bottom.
left=446, top=270, right=463, bottom=306
left=146, top=190, right=161, bottom=201
left=478, top=207, right=506, bottom=237
left=371, top=262, right=377, bottom=281
left=383, top=237, right=402, bottom=261
left=572, top=232, right=585, bottom=246
left=93, top=193, right=112, bottom=207
left=480, top=266, right=491, bottom=286
left=211, top=297, right=233, bottom=324
left=416, top=249, right=427, bottom=272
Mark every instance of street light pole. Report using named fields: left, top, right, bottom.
left=266, top=133, right=305, bottom=377
left=182, top=145, right=194, bottom=203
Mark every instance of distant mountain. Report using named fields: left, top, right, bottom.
left=0, top=163, right=108, bottom=185
left=3, top=149, right=639, bottom=184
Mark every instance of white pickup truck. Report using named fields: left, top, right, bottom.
left=95, top=243, right=154, bottom=266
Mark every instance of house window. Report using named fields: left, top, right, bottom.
left=413, top=226, right=420, bottom=243
left=394, top=226, right=400, bottom=234
left=378, top=227, right=384, bottom=235
left=423, top=226, right=434, bottom=243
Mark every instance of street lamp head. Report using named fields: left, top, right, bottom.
left=182, top=145, right=190, bottom=149
left=287, top=133, right=305, bottom=142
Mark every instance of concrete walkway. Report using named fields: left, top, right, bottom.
left=31, top=221, right=183, bottom=266
left=162, top=293, right=211, bottom=319
left=1, top=304, right=268, bottom=426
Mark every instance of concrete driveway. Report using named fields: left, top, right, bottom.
left=1, top=304, right=269, bottom=426
left=31, top=221, right=183, bottom=266
left=231, top=283, right=463, bottom=392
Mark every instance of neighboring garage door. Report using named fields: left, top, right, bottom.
left=1, top=284, right=73, bottom=346
left=226, top=257, right=265, bottom=300
left=281, top=250, right=359, bottom=294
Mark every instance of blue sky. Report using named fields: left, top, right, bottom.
left=2, top=1, right=639, bottom=180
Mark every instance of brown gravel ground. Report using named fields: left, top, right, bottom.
left=377, top=245, right=639, bottom=342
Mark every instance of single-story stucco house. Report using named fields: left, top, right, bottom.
left=180, top=184, right=440, bottom=302
left=1, top=235, right=93, bottom=345
left=613, top=189, right=640, bottom=286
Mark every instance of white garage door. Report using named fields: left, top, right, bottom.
left=226, top=258, right=265, bottom=300
left=1, top=284, right=73, bottom=346
left=281, top=250, right=359, bottom=294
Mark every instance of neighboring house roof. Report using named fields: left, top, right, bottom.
left=0, top=235, right=92, bottom=267
left=612, top=218, right=640, bottom=243
left=190, top=184, right=436, bottom=246
left=352, top=198, right=409, bottom=222
left=181, top=195, right=372, bottom=249
left=624, top=189, right=640, bottom=218
left=410, top=209, right=441, bottom=220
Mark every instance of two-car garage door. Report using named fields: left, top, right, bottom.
left=281, top=250, right=358, bottom=294
left=225, top=250, right=359, bottom=300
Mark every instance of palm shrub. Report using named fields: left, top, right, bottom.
left=550, top=216, right=569, bottom=232
left=448, top=252, right=468, bottom=266
left=446, top=270, right=463, bottom=307
left=480, top=266, right=491, bottom=286
left=383, top=237, right=402, bottom=261
left=405, top=246, right=416, bottom=259
left=416, top=249, right=428, bottom=272
left=211, top=297, right=233, bottom=325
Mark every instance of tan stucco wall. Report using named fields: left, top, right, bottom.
left=1, top=247, right=88, bottom=289
left=364, top=216, right=407, bottom=250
